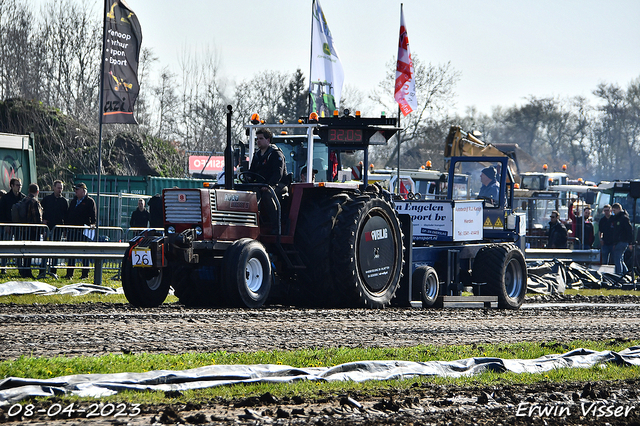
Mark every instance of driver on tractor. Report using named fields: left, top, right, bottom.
left=478, top=166, right=500, bottom=206
left=249, top=128, right=289, bottom=231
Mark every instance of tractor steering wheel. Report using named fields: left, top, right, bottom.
left=238, top=171, right=267, bottom=184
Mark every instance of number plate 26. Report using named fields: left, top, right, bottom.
left=132, top=248, right=153, bottom=267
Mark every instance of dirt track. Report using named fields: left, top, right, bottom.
left=1, top=295, right=640, bottom=425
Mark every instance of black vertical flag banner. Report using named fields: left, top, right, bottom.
left=101, top=0, right=142, bottom=124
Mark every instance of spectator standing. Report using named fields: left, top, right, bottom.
left=0, top=179, right=27, bottom=276
left=41, top=180, right=68, bottom=275
left=130, top=198, right=150, bottom=228
left=568, top=200, right=594, bottom=249
left=24, top=184, right=44, bottom=278
left=148, top=194, right=163, bottom=228
left=599, top=204, right=614, bottom=264
left=610, top=203, right=633, bottom=275
left=547, top=210, right=568, bottom=249
left=65, top=183, right=96, bottom=279
left=0, top=178, right=25, bottom=223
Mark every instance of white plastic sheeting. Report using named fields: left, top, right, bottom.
left=0, top=281, right=123, bottom=297
left=1, top=347, right=639, bottom=405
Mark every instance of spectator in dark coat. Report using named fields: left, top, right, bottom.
left=547, top=211, right=568, bottom=249
left=65, top=182, right=96, bottom=279
left=599, top=204, right=614, bottom=264
left=41, top=180, right=68, bottom=275
left=130, top=198, right=150, bottom=228
left=42, top=180, right=68, bottom=231
left=24, top=184, right=44, bottom=278
left=0, top=179, right=26, bottom=275
left=568, top=201, right=594, bottom=249
left=148, top=194, right=163, bottom=228
left=0, top=178, right=25, bottom=223
left=610, top=203, right=633, bottom=275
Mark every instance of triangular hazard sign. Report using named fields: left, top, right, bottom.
left=483, top=217, right=493, bottom=227
left=494, top=217, right=503, bottom=228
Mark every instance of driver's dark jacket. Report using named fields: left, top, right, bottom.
left=249, top=145, right=287, bottom=187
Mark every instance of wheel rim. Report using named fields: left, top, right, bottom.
left=504, top=258, right=524, bottom=298
left=357, top=211, right=397, bottom=294
left=424, top=273, right=438, bottom=300
left=245, top=257, right=264, bottom=293
left=143, top=269, right=163, bottom=291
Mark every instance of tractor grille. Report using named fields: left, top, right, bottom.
left=210, top=191, right=258, bottom=226
left=164, top=190, right=202, bottom=223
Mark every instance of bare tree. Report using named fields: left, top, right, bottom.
left=0, top=0, right=40, bottom=99
left=369, top=55, right=460, bottom=168
left=38, top=0, right=101, bottom=126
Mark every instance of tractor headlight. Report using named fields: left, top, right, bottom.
left=167, top=226, right=176, bottom=234
left=194, top=226, right=203, bottom=236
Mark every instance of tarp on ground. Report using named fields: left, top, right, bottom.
left=526, top=260, right=636, bottom=294
left=1, top=346, right=639, bottom=405
left=0, top=281, right=123, bottom=297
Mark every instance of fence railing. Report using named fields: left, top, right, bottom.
left=0, top=223, right=133, bottom=280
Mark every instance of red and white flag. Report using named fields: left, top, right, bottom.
left=394, top=5, right=417, bottom=116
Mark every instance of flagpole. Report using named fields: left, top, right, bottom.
left=396, top=105, right=401, bottom=194
left=94, top=0, right=109, bottom=285
left=395, top=4, right=403, bottom=195
left=308, top=0, right=315, bottom=115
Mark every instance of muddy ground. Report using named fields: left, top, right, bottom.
left=1, top=294, right=640, bottom=425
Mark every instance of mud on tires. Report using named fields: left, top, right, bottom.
left=472, top=244, right=527, bottom=309
left=330, top=194, right=404, bottom=308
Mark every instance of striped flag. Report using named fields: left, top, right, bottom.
left=309, top=0, right=344, bottom=116
left=394, top=4, right=417, bottom=116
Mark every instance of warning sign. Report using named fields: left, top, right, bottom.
left=483, top=217, right=493, bottom=228
left=493, top=217, right=503, bottom=229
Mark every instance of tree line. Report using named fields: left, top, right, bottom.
left=1, top=0, right=638, bottom=183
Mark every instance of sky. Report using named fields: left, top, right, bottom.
left=33, top=0, right=640, bottom=116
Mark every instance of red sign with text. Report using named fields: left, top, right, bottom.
left=189, top=156, right=225, bottom=174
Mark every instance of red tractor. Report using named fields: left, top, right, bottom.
left=122, top=106, right=405, bottom=308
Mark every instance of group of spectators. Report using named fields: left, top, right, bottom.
left=0, top=178, right=96, bottom=279
left=546, top=200, right=635, bottom=275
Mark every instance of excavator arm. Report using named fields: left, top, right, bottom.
left=444, top=125, right=520, bottom=185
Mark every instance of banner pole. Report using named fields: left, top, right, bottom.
left=93, top=0, right=109, bottom=285
left=396, top=105, right=401, bottom=194
left=308, top=0, right=315, bottom=115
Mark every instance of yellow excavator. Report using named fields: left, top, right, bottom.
left=444, top=125, right=521, bottom=185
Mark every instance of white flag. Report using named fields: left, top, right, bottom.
left=394, top=5, right=417, bottom=116
left=309, top=0, right=344, bottom=116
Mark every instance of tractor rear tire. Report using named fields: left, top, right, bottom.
left=472, top=244, right=527, bottom=309
left=122, top=252, right=170, bottom=307
left=292, top=192, right=350, bottom=306
left=414, top=266, right=441, bottom=308
left=223, top=238, right=272, bottom=308
left=330, top=194, right=404, bottom=308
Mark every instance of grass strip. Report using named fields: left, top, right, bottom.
left=1, top=340, right=639, bottom=404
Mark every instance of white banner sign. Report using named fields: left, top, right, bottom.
left=394, top=200, right=483, bottom=242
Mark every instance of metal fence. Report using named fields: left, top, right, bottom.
left=0, top=223, right=127, bottom=278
